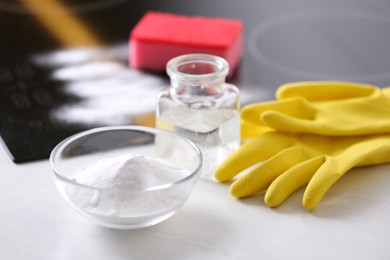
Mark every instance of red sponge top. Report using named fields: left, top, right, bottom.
left=130, top=11, right=242, bottom=48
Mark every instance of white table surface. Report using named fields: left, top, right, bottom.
left=1, top=142, right=390, bottom=260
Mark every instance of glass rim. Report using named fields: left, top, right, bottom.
left=49, top=126, right=203, bottom=193
left=166, top=53, right=229, bottom=81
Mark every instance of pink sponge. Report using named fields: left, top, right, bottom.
left=129, top=11, right=243, bottom=76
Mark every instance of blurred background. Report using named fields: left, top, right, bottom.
left=1, top=0, right=390, bottom=162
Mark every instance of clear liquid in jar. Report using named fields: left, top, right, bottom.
left=157, top=107, right=240, bottom=181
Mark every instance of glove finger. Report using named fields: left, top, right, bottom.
left=302, top=157, right=346, bottom=210
left=241, top=98, right=314, bottom=125
left=261, top=110, right=329, bottom=135
left=277, top=81, right=378, bottom=101
left=215, top=133, right=294, bottom=182
left=230, top=145, right=309, bottom=198
left=264, top=156, right=325, bottom=207
left=303, top=135, right=390, bottom=209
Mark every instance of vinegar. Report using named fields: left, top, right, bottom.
left=156, top=54, right=240, bottom=181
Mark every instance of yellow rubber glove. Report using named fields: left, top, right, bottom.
left=240, top=119, right=273, bottom=140
left=241, top=81, right=390, bottom=137
left=215, top=131, right=390, bottom=209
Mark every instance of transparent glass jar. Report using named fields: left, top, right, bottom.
left=156, top=54, right=240, bottom=181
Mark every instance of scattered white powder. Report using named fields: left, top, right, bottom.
left=66, top=153, right=190, bottom=218
left=34, top=43, right=165, bottom=126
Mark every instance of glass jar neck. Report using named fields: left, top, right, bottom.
left=166, top=54, right=229, bottom=102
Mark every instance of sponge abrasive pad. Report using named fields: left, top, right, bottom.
left=129, top=11, right=243, bottom=75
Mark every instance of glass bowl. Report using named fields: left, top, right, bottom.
left=50, top=126, right=202, bottom=229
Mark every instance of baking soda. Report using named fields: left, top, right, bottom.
left=66, top=154, right=190, bottom=218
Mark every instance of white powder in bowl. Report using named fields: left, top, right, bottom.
left=66, top=154, right=191, bottom=218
